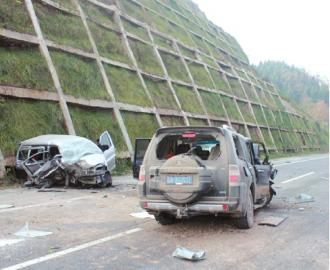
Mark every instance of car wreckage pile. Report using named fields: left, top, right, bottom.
left=15, top=131, right=116, bottom=188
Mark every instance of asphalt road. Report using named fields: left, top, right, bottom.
left=0, top=153, right=328, bottom=270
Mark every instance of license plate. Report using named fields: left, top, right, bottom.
left=166, top=176, right=193, bottom=185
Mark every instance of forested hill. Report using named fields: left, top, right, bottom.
left=255, top=61, right=329, bottom=123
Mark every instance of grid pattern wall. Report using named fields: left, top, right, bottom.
left=0, top=0, right=320, bottom=159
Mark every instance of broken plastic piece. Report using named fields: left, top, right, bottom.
left=172, top=247, right=206, bottom=261
left=130, top=211, right=155, bottom=219
left=0, top=204, right=14, bottom=209
left=0, top=239, right=25, bottom=248
left=14, top=223, right=53, bottom=238
left=258, top=216, right=288, bottom=227
left=295, top=193, right=314, bottom=202
left=288, top=193, right=314, bottom=204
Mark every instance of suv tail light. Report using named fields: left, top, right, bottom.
left=229, top=164, right=240, bottom=183
left=139, top=165, right=145, bottom=181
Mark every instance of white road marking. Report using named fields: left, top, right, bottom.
left=1, top=227, right=142, bottom=270
left=281, top=172, right=315, bottom=184
left=321, top=177, right=329, bottom=181
left=0, top=196, right=93, bottom=214
left=0, top=239, right=25, bottom=248
left=275, top=156, right=328, bottom=167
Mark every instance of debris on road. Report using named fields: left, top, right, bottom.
left=172, top=247, right=206, bottom=261
left=130, top=211, right=155, bottom=219
left=0, top=239, right=25, bottom=248
left=258, top=216, right=288, bottom=227
left=14, top=223, right=53, bottom=238
left=0, top=204, right=14, bottom=209
left=290, top=193, right=314, bottom=204
left=38, top=189, right=66, bottom=193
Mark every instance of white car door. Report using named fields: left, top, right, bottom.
left=99, top=131, right=116, bottom=171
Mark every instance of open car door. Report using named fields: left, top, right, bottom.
left=252, top=142, right=271, bottom=198
left=133, top=138, right=151, bottom=178
left=99, top=131, right=116, bottom=171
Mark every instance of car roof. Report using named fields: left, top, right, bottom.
left=20, top=134, right=93, bottom=146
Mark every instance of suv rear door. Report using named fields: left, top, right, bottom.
left=99, top=131, right=116, bottom=171
left=133, top=138, right=151, bottom=178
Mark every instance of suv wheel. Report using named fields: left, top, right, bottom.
left=236, top=190, right=254, bottom=229
left=154, top=213, right=177, bottom=225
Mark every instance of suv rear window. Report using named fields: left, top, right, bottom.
left=156, top=132, right=221, bottom=160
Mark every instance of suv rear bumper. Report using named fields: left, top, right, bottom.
left=140, top=199, right=242, bottom=216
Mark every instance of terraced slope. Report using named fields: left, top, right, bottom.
left=0, top=0, right=327, bottom=161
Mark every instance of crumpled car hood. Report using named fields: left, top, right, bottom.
left=77, top=154, right=107, bottom=169
left=20, top=135, right=104, bottom=166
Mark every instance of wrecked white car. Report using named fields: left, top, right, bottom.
left=15, top=131, right=116, bottom=188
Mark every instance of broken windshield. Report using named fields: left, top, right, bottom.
left=156, top=133, right=221, bottom=160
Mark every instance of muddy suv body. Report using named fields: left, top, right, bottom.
left=136, top=126, right=277, bottom=228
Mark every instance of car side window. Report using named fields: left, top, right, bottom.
left=232, top=136, right=244, bottom=160
left=100, top=133, right=112, bottom=147
left=242, top=141, right=252, bottom=164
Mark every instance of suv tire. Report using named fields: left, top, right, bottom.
left=236, top=190, right=254, bottom=229
left=154, top=213, right=177, bottom=225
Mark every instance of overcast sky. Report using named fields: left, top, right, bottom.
left=193, top=0, right=330, bottom=82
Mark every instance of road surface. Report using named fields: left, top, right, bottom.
left=0, top=153, right=328, bottom=270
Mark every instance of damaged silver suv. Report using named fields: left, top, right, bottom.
left=136, top=126, right=277, bottom=229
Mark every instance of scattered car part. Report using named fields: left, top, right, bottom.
left=0, top=204, right=14, bottom=209
left=172, top=247, right=206, bottom=261
left=14, top=223, right=53, bottom=238
left=258, top=216, right=288, bottom=227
